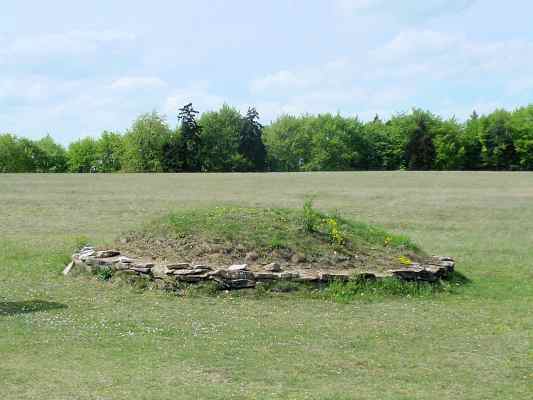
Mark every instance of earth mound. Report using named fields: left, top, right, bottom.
left=64, top=206, right=456, bottom=289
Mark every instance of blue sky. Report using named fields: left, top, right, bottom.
left=1, top=0, right=533, bottom=144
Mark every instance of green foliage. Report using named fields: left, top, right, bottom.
left=198, top=104, right=245, bottom=172
left=178, top=103, right=202, bottom=172
left=96, top=266, right=113, bottom=281
left=35, top=134, right=68, bottom=172
left=144, top=203, right=419, bottom=266
left=5, top=103, right=533, bottom=172
left=95, top=131, right=123, bottom=172
left=239, top=107, right=267, bottom=171
left=302, top=197, right=321, bottom=233
left=67, top=137, right=98, bottom=172
left=121, top=112, right=171, bottom=172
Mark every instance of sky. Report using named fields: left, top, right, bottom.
left=1, top=0, right=533, bottom=144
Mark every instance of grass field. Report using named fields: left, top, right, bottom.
left=1, top=172, right=532, bottom=399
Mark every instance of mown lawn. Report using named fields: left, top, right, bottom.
left=1, top=172, right=531, bottom=400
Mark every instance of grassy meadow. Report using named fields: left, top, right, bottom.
left=1, top=172, right=532, bottom=399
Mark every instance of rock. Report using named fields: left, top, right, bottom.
left=78, top=249, right=96, bottom=261
left=176, top=274, right=210, bottom=283
left=295, top=274, right=320, bottom=283
left=114, top=262, right=134, bottom=271
left=216, top=278, right=256, bottom=290
left=172, top=269, right=202, bottom=276
left=218, top=270, right=255, bottom=281
left=166, top=263, right=191, bottom=270
left=62, top=261, right=75, bottom=276
left=151, top=264, right=171, bottom=279
left=228, top=264, right=248, bottom=271
left=192, top=265, right=212, bottom=271
left=389, top=267, right=439, bottom=282
left=434, top=256, right=454, bottom=262
left=84, top=257, right=115, bottom=267
left=95, top=250, right=121, bottom=259
left=277, top=272, right=300, bottom=280
left=264, top=262, right=282, bottom=272
left=130, top=267, right=152, bottom=274
left=319, top=273, right=350, bottom=282
left=245, top=252, right=259, bottom=262
left=117, top=256, right=135, bottom=264
left=133, top=262, right=154, bottom=269
left=291, top=254, right=306, bottom=264
left=254, top=272, right=276, bottom=281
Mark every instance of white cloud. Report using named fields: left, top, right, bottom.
left=163, top=82, right=226, bottom=116
left=250, top=29, right=533, bottom=121
left=0, top=30, right=136, bottom=62
left=250, top=70, right=313, bottom=93
left=336, top=0, right=476, bottom=18
left=110, top=76, right=166, bottom=90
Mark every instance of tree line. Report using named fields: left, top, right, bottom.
left=2, top=103, right=533, bottom=173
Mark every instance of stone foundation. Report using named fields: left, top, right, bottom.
left=63, top=246, right=456, bottom=289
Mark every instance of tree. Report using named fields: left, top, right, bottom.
left=479, top=109, right=518, bottom=170
left=263, top=115, right=315, bottom=171
left=178, top=103, right=202, bottom=171
left=161, top=129, right=182, bottom=172
left=509, top=105, right=533, bottom=170
left=121, top=112, right=170, bottom=172
left=96, top=131, right=123, bottom=172
left=36, top=134, right=68, bottom=172
left=403, top=110, right=437, bottom=170
left=239, top=107, right=266, bottom=171
left=67, top=137, right=98, bottom=172
left=362, top=119, right=403, bottom=170
left=0, top=134, right=30, bottom=172
left=198, top=105, right=245, bottom=172
left=433, top=118, right=465, bottom=170
left=462, top=111, right=483, bottom=170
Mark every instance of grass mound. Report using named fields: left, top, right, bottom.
left=119, top=201, right=425, bottom=272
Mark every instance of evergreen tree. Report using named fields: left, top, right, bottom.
left=239, top=107, right=266, bottom=171
left=404, top=112, right=436, bottom=170
left=178, top=103, right=202, bottom=171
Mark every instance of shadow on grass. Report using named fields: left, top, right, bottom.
left=0, top=300, right=67, bottom=316
left=448, top=271, right=472, bottom=285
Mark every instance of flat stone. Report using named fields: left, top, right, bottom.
left=254, top=272, right=276, bottom=281
left=295, top=274, right=320, bottom=283
left=95, top=250, right=121, bottom=258
left=319, top=273, right=350, bottom=282
left=433, top=256, right=454, bottom=262
left=277, top=272, right=300, bottom=280
left=264, top=262, right=282, bottom=272
left=172, top=269, right=198, bottom=276
left=84, top=257, right=115, bottom=267
left=218, top=279, right=256, bottom=289
left=151, top=264, right=171, bottom=279
left=389, top=268, right=439, bottom=282
left=176, top=274, right=210, bottom=282
left=192, top=265, right=212, bottom=271
left=166, top=263, right=191, bottom=270
left=62, top=261, right=75, bottom=276
left=130, top=267, right=152, bottom=274
left=133, top=263, right=154, bottom=270
left=228, top=264, right=249, bottom=271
